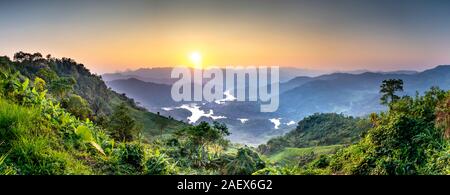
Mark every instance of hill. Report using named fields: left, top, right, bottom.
left=106, top=78, right=174, bottom=109
left=0, top=52, right=268, bottom=175
left=279, top=65, right=450, bottom=119
left=103, top=65, right=450, bottom=145
left=0, top=53, right=187, bottom=140
left=267, top=145, right=341, bottom=166
left=260, top=113, right=371, bottom=154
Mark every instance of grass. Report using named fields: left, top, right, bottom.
left=267, top=145, right=342, bottom=166
left=110, top=96, right=188, bottom=141
left=0, top=98, right=93, bottom=174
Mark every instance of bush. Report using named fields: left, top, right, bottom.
left=223, top=147, right=265, bottom=175
left=144, top=150, right=178, bottom=175
left=119, top=142, right=145, bottom=171
left=253, top=165, right=299, bottom=175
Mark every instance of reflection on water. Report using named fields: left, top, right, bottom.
left=165, top=104, right=226, bottom=124
left=237, top=118, right=249, bottom=124
left=269, top=118, right=282, bottom=129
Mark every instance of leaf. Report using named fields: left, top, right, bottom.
left=22, top=78, right=29, bottom=91
left=75, top=125, right=105, bottom=155
left=75, top=125, right=94, bottom=142
left=90, top=141, right=105, bottom=156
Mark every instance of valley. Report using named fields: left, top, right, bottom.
left=105, top=65, right=450, bottom=145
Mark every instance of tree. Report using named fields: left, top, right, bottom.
left=13, top=52, right=43, bottom=62
left=49, top=76, right=76, bottom=99
left=62, top=94, right=92, bottom=120
left=109, top=103, right=139, bottom=142
left=380, top=79, right=403, bottom=108
left=434, top=91, right=450, bottom=138
left=37, top=68, right=58, bottom=82
left=223, top=147, right=265, bottom=175
left=176, top=121, right=230, bottom=145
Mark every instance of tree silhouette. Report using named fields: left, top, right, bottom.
left=380, top=79, right=404, bottom=108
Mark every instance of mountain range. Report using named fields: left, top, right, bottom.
left=104, top=65, right=450, bottom=145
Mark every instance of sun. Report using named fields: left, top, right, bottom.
left=189, top=51, right=202, bottom=68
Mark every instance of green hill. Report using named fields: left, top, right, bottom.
left=260, top=113, right=371, bottom=154
left=0, top=53, right=187, bottom=141
left=267, top=145, right=341, bottom=166
left=0, top=52, right=266, bottom=175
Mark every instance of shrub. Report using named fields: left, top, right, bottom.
left=144, top=150, right=178, bottom=175
left=119, top=142, right=145, bottom=170
left=223, top=147, right=265, bottom=175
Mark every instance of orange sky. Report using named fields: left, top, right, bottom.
left=1, top=1, right=450, bottom=73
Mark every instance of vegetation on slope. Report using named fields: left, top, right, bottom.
left=0, top=53, right=266, bottom=175
left=260, top=113, right=371, bottom=154
left=1, top=52, right=187, bottom=141
left=1, top=52, right=449, bottom=175
left=259, top=84, right=450, bottom=175
left=267, top=145, right=341, bottom=166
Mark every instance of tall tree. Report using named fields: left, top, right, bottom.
left=380, top=79, right=404, bottom=107
left=108, top=103, right=139, bottom=142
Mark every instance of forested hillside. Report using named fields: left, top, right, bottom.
left=0, top=52, right=266, bottom=175
left=258, top=87, right=450, bottom=175
left=0, top=53, right=186, bottom=139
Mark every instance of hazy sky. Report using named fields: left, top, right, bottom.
left=1, top=0, right=450, bottom=73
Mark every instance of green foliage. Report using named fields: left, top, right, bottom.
left=49, top=77, right=76, bottom=99
left=0, top=69, right=107, bottom=174
left=435, top=91, right=450, bottom=139
left=306, top=87, right=450, bottom=175
left=75, top=125, right=105, bottom=155
left=176, top=121, right=230, bottom=145
left=0, top=143, right=15, bottom=175
left=380, top=79, right=404, bottom=106
left=253, top=165, right=299, bottom=175
left=108, top=103, right=140, bottom=142
left=263, top=113, right=370, bottom=154
left=3, top=52, right=187, bottom=139
left=119, top=142, right=145, bottom=171
left=36, top=68, right=58, bottom=82
left=1, top=52, right=448, bottom=176
left=267, top=145, right=341, bottom=166
left=144, top=150, right=178, bottom=175
left=33, top=77, right=46, bottom=92
left=169, top=122, right=230, bottom=169
left=222, top=147, right=265, bottom=175
left=62, top=94, right=92, bottom=120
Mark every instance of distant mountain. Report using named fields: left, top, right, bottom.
left=104, top=65, right=450, bottom=145
left=278, top=65, right=450, bottom=120
left=380, top=70, right=418, bottom=75
left=107, top=78, right=174, bottom=110
left=335, top=69, right=419, bottom=75
left=103, top=68, right=177, bottom=85
left=103, top=67, right=329, bottom=84
left=280, top=76, right=314, bottom=93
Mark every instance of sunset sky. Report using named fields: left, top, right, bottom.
left=1, top=0, right=450, bottom=73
